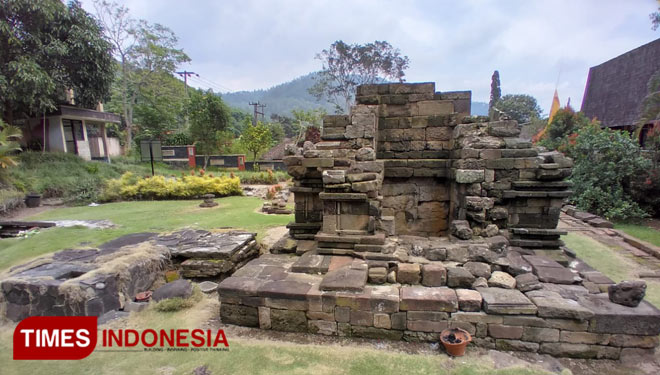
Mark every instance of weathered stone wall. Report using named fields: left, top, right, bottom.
left=285, top=81, right=572, bottom=254
left=218, top=255, right=660, bottom=360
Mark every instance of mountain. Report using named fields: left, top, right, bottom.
left=471, top=101, right=488, bottom=116
left=220, top=73, right=335, bottom=118
left=221, top=72, right=490, bottom=118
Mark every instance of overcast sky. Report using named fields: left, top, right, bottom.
left=82, top=0, right=660, bottom=113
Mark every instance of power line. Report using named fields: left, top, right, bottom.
left=186, top=75, right=225, bottom=93
left=195, top=75, right=234, bottom=93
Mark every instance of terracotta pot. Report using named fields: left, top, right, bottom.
left=135, top=291, right=153, bottom=302
left=440, top=328, right=472, bottom=356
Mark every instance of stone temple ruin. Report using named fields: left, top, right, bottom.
left=218, top=82, right=660, bottom=359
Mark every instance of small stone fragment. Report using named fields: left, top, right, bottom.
left=608, top=280, right=647, bottom=307
left=515, top=273, right=542, bottom=292
left=488, top=271, right=516, bottom=289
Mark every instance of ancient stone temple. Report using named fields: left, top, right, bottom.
left=218, top=82, right=660, bottom=359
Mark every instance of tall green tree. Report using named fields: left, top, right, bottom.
left=188, top=90, right=230, bottom=168
left=488, top=70, right=501, bottom=120
left=132, top=72, right=186, bottom=139
left=0, top=0, right=114, bottom=124
left=240, top=122, right=273, bottom=161
left=495, top=94, right=542, bottom=124
left=309, top=40, right=409, bottom=113
left=93, top=0, right=189, bottom=150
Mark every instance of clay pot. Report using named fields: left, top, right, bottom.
left=135, top=291, right=153, bottom=302
left=440, top=328, right=472, bottom=357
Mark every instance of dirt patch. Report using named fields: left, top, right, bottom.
left=2, top=205, right=54, bottom=220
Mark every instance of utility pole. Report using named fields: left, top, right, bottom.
left=177, top=71, right=198, bottom=127
left=176, top=71, right=198, bottom=96
left=249, top=101, right=266, bottom=125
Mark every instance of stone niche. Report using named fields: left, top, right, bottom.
left=381, top=177, right=450, bottom=236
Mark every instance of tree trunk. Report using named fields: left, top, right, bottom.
left=121, top=57, right=133, bottom=151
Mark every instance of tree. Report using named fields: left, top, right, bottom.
left=565, top=123, right=650, bottom=220
left=494, top=94, right=542, bottom=124
left=93, top=0, right=189, bottom=150
left=488, top=70, right=501, bottom=120
left=309, top=40, right=409, bottom=113
left=651, top=7, right=660, bottom=30
left=240, top=122, right=273, bottom=161
left=638, top=69, right=660, bottom=131
left=292, top=108, right=326, bottom=143
left=188, top=90, right=230, bottom=168
left=537, top=107, right=593, bottom=151
left=132, top=72, right=186, bottom=139
left=0, top=0, right=114, bottom=124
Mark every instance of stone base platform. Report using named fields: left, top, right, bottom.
left=218, top=253, right=660, bottom=359
left=156, top=230, right=258, bottom=278
left=1, top=233, right=166, bottom=321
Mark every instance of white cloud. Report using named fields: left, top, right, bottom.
left=82, top=0, right=660, bottom=112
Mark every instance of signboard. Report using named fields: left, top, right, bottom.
left=139, top=140, right=163, bottom=176
left=210, top=159, right=225, bottom=166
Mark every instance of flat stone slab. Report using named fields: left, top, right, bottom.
left=258, top=280, right=313, bottom=300
left=526, top=290, right=594, bottom=320
left=291, top=253, right=330, bottom=274
left=541, top=283, right=589, bottom=301
left=400, top=286, right=458, bottom=312
left=477, top=287, right=538, bottom=315
left=534, top=266, right=580, bottom=284
left=523, top=255, right=564, bottom=269
left=578, top=294, right=660, bottom=335
left=319, top=266, right=367, bottom=292
left=158, top=230, right=255, bottom=259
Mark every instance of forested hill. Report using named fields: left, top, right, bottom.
left=221, top=72, right=488, bottom=117
left=220, top=73, right=335, bottom=117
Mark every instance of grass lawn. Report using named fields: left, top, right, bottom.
left=563, top=232, right=660, bottom=308
left=614, top=222, right=660, bottom=247
left=0, top=196, right=292, bottom=273
left=0, top=294, right=558, bottom=375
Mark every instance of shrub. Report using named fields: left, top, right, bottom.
left=153, top=286, right=202, bottom=312
left=101, top=172, right=242, bottom=201
left=566, top=123, right=651, bottom=220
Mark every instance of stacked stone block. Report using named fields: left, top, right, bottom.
left=218, top=255, right=660, bottom=359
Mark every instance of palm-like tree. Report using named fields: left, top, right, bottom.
left=0, top=120, right=23, bottom=169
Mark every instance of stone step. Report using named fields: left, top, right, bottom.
left=319, top=264, right=367, bottom=292
left=502, top=190, right=572, bottom=199
left=290, top=252, right=331, bottom=274
left=509, top=239, right=565, bottom=248
left=512, top=181, right=572, bottom=190
left=315, top=232, right=386, bottom=245
left=319, top=192, right=368, bottom=201
left=510, top=228, right=568, bottom=236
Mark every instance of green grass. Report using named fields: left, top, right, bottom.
left=0, top=294, right=557, bottom=375
left=0, top=196, right=292, bottom=273
left=563, top=232, right=660, bottom=308
left=614, top=222, right=660, bottom=247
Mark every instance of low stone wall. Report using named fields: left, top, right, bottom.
left=218, top=254, right=660, bottom=360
